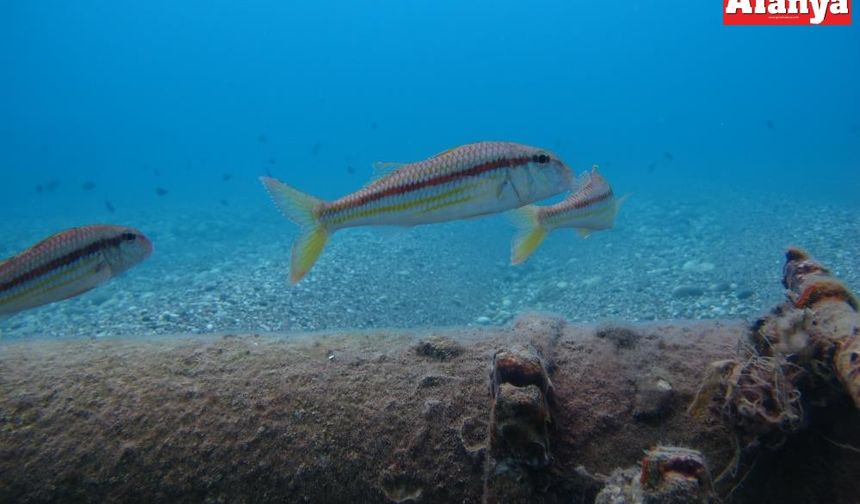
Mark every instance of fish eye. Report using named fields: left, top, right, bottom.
left=534, top=154, right=550, bottom=164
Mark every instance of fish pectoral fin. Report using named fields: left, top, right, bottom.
left=63, top=264, right=113, bottom=301
left=575, top=228, right=592, bottom=239
left=370, top=161, right=407, bottom=182
left=496, top=180, right=508, bottom=199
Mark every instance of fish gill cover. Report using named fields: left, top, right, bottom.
left=0, top=0, right=857, bottom=337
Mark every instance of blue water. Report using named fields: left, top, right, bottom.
left=1, top=1, right=859, bottom=336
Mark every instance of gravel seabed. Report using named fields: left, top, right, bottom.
left=2, top=190, right=858, bottom=339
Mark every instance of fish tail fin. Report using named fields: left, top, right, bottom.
left=509, top=205, right=548, bottom=265
left=260, top=176, right=329, bottom=283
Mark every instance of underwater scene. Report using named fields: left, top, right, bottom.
left=1, top=1, right=859, bottom=503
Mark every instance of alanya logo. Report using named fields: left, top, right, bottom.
left=724, top=0, right=852, bottom=25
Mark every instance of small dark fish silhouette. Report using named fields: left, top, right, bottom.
left=664, top=152, right=673, bottom=161
left=647, top=162, right=657, bottom=174
left=370, top=121, right=377, bottom=130
left=347, top=165, right=355, bottom=175
left=82, top=181, right=96, bottom=191
left=36, top=180, right=60, bottom=193
left=311, top=143, right=323, bottom=156
left=155, top=187, right=168, bottom=196
left=268, top=157, right=277, bottom=165
left=765, top=120, right=775, bottom=130
left=258, top=134, right=268, bottom=144
left=105, top=200, right=115, bottom=214
left=219, top=199, right=230, bottom=207
left=222, top=173, right=232, bottom=181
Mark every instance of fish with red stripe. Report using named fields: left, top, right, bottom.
left=261, top=141, right=574, bottom=283
left=0, top=225, right=153, bottom=320
left=509, top=166, right=628, bottom=264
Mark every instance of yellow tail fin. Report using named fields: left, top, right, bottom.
left=509, top=206, right=548, bottom=265
left=260, top=177, right=329, bottom=283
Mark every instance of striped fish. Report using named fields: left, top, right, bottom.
left=0, top=225, right=153, bottom=319
left=261, top=141, right=574, bottom=283
left=510, top=166, right=627, bottom=264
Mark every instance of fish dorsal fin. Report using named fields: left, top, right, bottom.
left=575, top=165, right=600, bottom=187
left=370, top=161, right=406, bottom=182
left=429, top=146, right=458, bottom=159
left=576, top=228, right=592, bottom=239
left=570, top=170, right=592, bottom=192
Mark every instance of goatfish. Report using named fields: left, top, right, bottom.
left=0, top=225, right=153, bottom=320
left=510, top=166, right=627, bottom=264
left=261, top=141, right=574, bottom=283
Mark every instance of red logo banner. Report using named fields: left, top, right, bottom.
left=724, top=0, right=852, bottom=24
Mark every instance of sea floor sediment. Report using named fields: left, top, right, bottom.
left=1, top=192, right=858, bottom=339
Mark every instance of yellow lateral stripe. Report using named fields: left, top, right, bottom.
left=418, top=195, right=475, bottom=214
left=329, top=184, right=475, bottom=226
left=550, top=202, right=615, bottom=226
left=0, top=254, right=101, bottom=307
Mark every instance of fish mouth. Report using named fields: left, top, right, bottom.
left=139, top=235, right=154, bottom=258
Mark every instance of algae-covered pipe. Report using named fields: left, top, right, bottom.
left=2, top=248, right=860, bottom=503
left=781, top=247, right=860, bottom=408
left=0, top=317, right=740, bottom=503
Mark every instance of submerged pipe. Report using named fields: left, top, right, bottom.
left=1, top=249, right=859, bottom=503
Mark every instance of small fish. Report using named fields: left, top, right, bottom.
left=0, top=225, right=153, bottom=319
left=258, top=134, right=268, bottom=144
left=664, top=152, right=673, bottom=161
left=346, top=165, right=356, bottom=175
left=82, top=181, right=96, bottom=191
left=219, top=199, right=230, bottom=206
left=370, top=121, right=378, bottom=130
left=268, top=157, right=277, bottom=165
left=765, top=119, right=775, bottom=130
left=222, top=173, right=232, bottom=182
left=261, top=141, right=574, bottom=283
left=36, top=180, right=60, bottom=193
left=155, top=187, right=168, bottom=196
left=311, top=143, right=323, bottom=156
left=509, top=166, right=627, bottom=264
